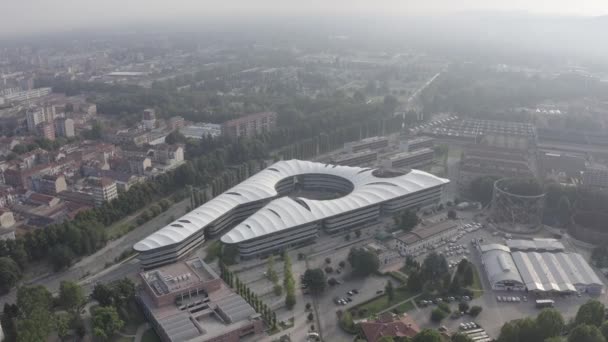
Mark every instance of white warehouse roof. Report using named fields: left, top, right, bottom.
left=511, top=251, right=602, bottom=292
left=481, top=245, right=524, bottom=287
left=134, top=160, right=448, bottom=251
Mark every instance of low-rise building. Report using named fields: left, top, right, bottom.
left=221, top=112, right=277, bottom=139
left=345, top=136, right=390, bottom=153
left=333, top=150, right=378, bottom=167
left=31, top=174, right=67, bottom=195
left=382, top=148, right=434, bottom=169
left=407, top=136, right=434, bottom=151
left=392, top=221, right=459, bottom=255
left=360, top=312, right=420, bottom=342
left=458, top=146, right=534, bottom=193
left=138, top=257, right=264, bottom=342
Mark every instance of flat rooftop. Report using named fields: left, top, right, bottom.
left=395, top=220, right=458, bottom=245
left=141, top=258, right=218, bottom=297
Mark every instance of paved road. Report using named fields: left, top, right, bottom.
left=0, top=197, right=190, bottom=306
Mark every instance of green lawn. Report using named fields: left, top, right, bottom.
left=468, top=265, right=484, bottom=298
left=349, top=288, right=417, bottom=318
left=393, top=301, right=415, bottom=314
left=141, top=329, right=161, bottom=342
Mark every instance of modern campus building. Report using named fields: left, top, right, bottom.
left=382, top=148, right=434, bottom=170
left=137, top=257, right=264, bottom=342
left=480, top=240, right=603, bottom=294
left=333, top=150, right=378, bottom=166
left=345, top=136, right=390, bottom=153
left=134, top=159, right=448, bottom=268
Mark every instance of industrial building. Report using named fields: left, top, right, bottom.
left=458, top=146, right=534, bottom=193
left=392, top=221, right=459, bottom=255
left=382, top=148, right=434, bottom=170
left=345, top=136, right=390, bottom=153
left=480, top=240, right=603, bottom=294
left=134, top=160, right=448, bottom=267
left=333, top=150, right=378, bottom=166
left=137, top=257, right=264, bottom=342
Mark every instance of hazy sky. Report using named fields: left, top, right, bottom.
left=2, top=0, right=607, bottom=35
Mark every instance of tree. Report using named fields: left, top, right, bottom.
left=55, top=313, right=71, bottom=342
left=431, top=308, right=447, bottom=322
left=386, top=281, right=395, bottom=302
left=59, top=281, right=85, bottom=314
left=413, top=329, right=443, bottom=342
left=91, top=283, right=114, bottom=306
left=420, top=253, right=449, bottom=290
left=557, top=196, right=572, bottom=227
left=568, top=324, right=606, bottom=342
left=395, top=210, right=419, bottom=231
left=325, top=257, right=331, bottom=264
left=348, top=248, right=380, bottom=277
left=16, top=309, right=54, bottom=342
left=498, top=320, right=520, bottom=342
left=49, top=245, right=75, bottom=271
left=17, top=285, right=53, bottom=316
left=305, top=303, right=312, bottom=311
left=302, top=269, right=327, bottom=294
left=601, top=321, right=608, bottom=341
left=0, top=257, right=21, bottom=294
left=576, top=300, right=606, bottom=327
left=447, top=210, right=457, bottom=220
left=452, top=333, right=474, bottom=342
left=406, top=271, right=423, bottom=292
left=273, top=285, right=283, bottom=296
left=339, top=310, right=356, bottom=333
left=307, top=312, right=314, bottom=321
left=458, top=302, right=470, bottom=313
left=267, top=255, right=279, bottom=284
left=345, top=234, right=351, bottom=241
left=469, top=306, right=482, bottom=317
left=537, top=309, right=565, bottom=340
left=339, top=261, right=346, bottom=268
left=92, top=306, right=124, bottom=341
left=355, top=229, right=362, bottom=238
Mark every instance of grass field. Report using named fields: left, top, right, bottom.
left=469, top=265, right=484, bottom=298
left=349, top=288, right=418, bottom=318
left=392, top=300, right=415, bottom=314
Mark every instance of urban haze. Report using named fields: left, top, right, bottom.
left=1, top=1, right=608, bottom=342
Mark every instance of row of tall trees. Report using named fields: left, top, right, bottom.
left=219, top=263, right=277, bottom=329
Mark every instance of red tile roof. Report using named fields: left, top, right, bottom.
left=360, top=313, right=421, bottom=342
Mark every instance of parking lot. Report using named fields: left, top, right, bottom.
left=406, top=214, right=608, bottom=338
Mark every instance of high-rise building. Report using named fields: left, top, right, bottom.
left=54, top=118, right=75, bottom=138
left=37, top=122, right=55, bottom=140
left=26, top=108, right=45, bottom=132
left=143, top=108, right=156, bottom=130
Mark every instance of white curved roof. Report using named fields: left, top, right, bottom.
left=481, top=247, right=524, bottom=286
left=134, top=159, right=448, bottom=251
